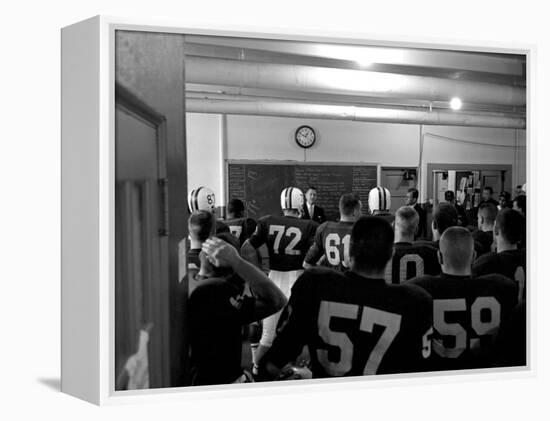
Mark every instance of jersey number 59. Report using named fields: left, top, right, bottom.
left=433, top=297, right=501, bottom=359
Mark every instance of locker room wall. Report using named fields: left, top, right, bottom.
left=186, top=113, right=526, bottom=204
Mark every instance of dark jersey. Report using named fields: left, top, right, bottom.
left=248, top=215, right=318, bottom=271
left=215, top=219, right=230, bottom=234
left=225, top=217, right=257, bottom=246
left=265, top=268, right=433, bottom=377
left=373, top=211, right=394, bottom=226
left=189, top=276, right=256, bottom=385
left=409, top=273, right=518, bottom=371
left=472, top=230, right=494, bottom=256
left=385, top=242, right=441, bottom=284
left=496, top=300, right=526, bottom=367
left=304, top=221, right=354, bottom=271
left=472, top=249, right=526, bottom=301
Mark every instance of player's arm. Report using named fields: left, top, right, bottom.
left=202, top=237, right=286, bottom=320
left=241, top=218, right=267, bottom=268
left=241, top=239, right=262, bottom=268
left=303, top=224, right=324, bottom=269
left=260, top=274, right=313, bottom=379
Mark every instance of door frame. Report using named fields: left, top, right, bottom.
left=115, top=83, right=171, bottom=388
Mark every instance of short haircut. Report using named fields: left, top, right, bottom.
left=395, top=206, right=419, bottom=237
left=188, top=210, right=214, bottom=241
left=407, top=188, right=419, bottom=199
left=350, top=216, right=394, bottom=272
left=514, top=195, right=526, bottom=215
left=339, top=193, right=361, bottom=217
left=478, top=202, right=498, bottom=224
left=227, top=198, right=245, bottom=217
left=484, top=186, right=494, bottom=195
left=444, top=190, right=455, bottom=202
left=307, top=186, right=317, bottom=192
left=440, top=227, right=474, bottom=270
left=496, top=208, right=525, bottom=245
left=433, top=202, right=458, bottom=236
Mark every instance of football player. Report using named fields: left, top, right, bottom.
left=409, top=227, right=518, bottom=371
left=188, top=186, right=229, bottom=234
left=261, top=216, right=433, bottom=379
left=385, top=206, right=440, bottom=284
left=241, top=187, right=319, bottom=373
left=368, top=186, right=394, bottom=224
left=186, top=210, right=215, bottom=296
left=473, top=202, right=498, bottom=256
left=225, top=198, right=257, bottom=246
left=303, top=193, right=362, bottom=272
left=473, top=208, right=526, bottom=301
left=189, top=236, right=287, bottom=385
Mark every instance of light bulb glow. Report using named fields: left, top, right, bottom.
left=450, top=97, right=462, bottom=110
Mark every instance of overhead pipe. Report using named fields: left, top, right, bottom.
left=185, top=56, right=526, bottom=107
left=185, top=98, right=526, bottom=129
left=185, top=91, right=525, bottom=119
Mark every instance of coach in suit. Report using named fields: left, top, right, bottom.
left=301, top=186, right=326, bottom=224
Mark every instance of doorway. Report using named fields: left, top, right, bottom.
left=380, top=167, right=418, bottom=213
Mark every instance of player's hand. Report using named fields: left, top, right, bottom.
left=277, top=365, right=313, bottom=381
left=202, top=237, right=240, bottom=268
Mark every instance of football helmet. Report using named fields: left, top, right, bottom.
left=280, top=187, right=304, bottom=211
left=188, top=186, right=216, bottom=213
left=368, top=186, right=391, bottom=212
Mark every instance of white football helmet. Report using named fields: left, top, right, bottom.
left=280, top=187, right=304, bottom=211
left=368, top=186, right=391, bottom=213
left=188, top=186, right=216, bottom=213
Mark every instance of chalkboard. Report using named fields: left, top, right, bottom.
left=227, top=162, right=378, bottom=221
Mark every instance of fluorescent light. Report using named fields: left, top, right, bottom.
left=450, top=97, right=462, bottom=110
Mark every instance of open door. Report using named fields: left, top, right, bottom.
left=115, top=85, right=170, bottom=389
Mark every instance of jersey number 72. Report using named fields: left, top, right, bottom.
left=269, top=225, right=302, bottom=255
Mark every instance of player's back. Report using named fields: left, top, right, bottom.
left=472, top=230, right=494, bottom=256
left=409, top=273, right=518, bottom=371
left=270, top=268, right=433, bottom=377
left=385, top=242, right=441, bottom=284
left=249, top=214, right=318, bottom=271
left=304, top=220, right=354, bottom=271
left=472, top=249, right=526, bottom=300
left=225, top=216, right=257, bottom=246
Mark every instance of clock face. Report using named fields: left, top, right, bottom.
left=295, top=125, right=316, bottom=148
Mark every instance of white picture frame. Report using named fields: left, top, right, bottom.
left=61, top=15, right=534, bottom=406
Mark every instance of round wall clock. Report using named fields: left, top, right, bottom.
left=295, top=125, right=316, bottom=149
